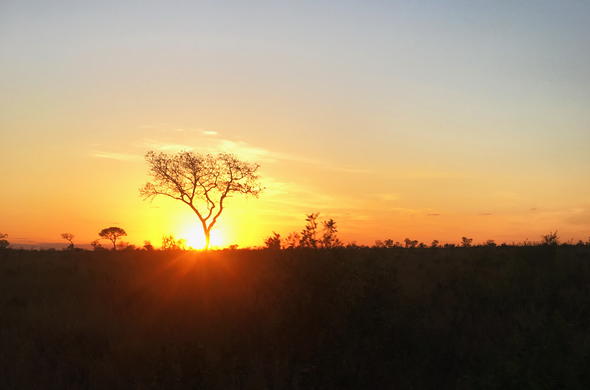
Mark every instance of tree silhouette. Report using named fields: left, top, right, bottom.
left=264, top=232, right=281, bottom=249
left=300, top=213, right=320, bottom=248
left=0, top=233, right=8, bottom=249
left=461, top=237, right=473, bottom=247
left=61, top=233, right=75, bottom=249
left=140, top=151, right=262, bottom=250
left=321, top=219, right=342, bottom=248
left=284, top=232, right=300, bottom=249
left=143, top=241, right=154, bottom=251
left=161, top=234, right=186, bottom=250
left=90, top=239, right=103, bottom=251
left=541, top=231, right=559, bottom=246
left=99, top=227, right=127, bottom=250
left=404, top=238, right=418, bottom=248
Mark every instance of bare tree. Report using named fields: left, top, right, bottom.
left=140, top=151, right=262, bottom=250
left=61, top=233, right=75, bottom=249
left=99, top=227, right=127, bottom=250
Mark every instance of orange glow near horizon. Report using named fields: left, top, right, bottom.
left=177, top=223, right=226, bottom=250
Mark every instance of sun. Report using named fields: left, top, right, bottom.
left=177, top=223, right=226, bottom=250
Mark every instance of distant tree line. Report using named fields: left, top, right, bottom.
left=265, top=223, right=589, bottom=250
left=1, top=228, right=588, bottom=252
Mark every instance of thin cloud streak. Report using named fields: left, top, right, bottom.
left=143, top=132, right=372, bottom=174
left=91, top=151, right=141, bottom=161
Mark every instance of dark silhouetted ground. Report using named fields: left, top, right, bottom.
left=1, top=246, right=589, bottom=389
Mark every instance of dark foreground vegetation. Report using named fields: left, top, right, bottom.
left=1, top=246, right=590, bottom=389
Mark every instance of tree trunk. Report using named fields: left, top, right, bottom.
left=204, top=230, right=211, bottom=251
left=112, top=239, right=117, bottom=250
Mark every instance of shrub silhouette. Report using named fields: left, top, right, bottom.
left=404, top=238, right=418, bottom=248
left=161, top=234, right=186, bottom=250
left=300, top=213, right=320, bottom=248
left=0, top=233, right=9, bottom=249
left=541, top=231, right=559, bottom=246
left=461, top=236, right=473, bottom=247
left=321, top=219, right=342, bottom=248
left=264, top=232, right=281, bottom=249
left=143, top=241, right=154, bottom=251
left=484, top=239, right=497, bottom=247
left=283, top=232, right=300, bottom=249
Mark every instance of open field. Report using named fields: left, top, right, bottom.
left=1, top=246, right=590, bottom=389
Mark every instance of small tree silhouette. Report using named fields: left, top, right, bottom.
left=541, top=231, right=559, bottom=246
left=431, top=240, right=439, bottom=248
left=300, top=213, right=320, bottom=248
left=0, top=233, right=9, bottom=249
left=143, top=241, right=154, bottom=251
left=61, top=233, right=75, bottom=250
left=404, top=238, right=418, bottom=248
left=284, top=232, right=300, bottom=249
left=264, top=232, right=281, bottom=249
left=321, top=219, right=342, bottom=248
left=99, top=227, right=127, bottom=250
left=90, top=239, right=103, bottom=251
left=461, top=237, right=473, bottom=247
left=161, top=235, right=186, bottom=250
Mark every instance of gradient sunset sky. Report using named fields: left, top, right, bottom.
left=1, top=1, right=589, bottom=248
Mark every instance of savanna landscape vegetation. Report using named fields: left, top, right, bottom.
left=1, top=243, right=590, bottom=389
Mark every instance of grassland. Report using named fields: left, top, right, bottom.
left=1, top=246, right=589, bottom=389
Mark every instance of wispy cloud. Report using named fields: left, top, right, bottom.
left=91, top=151, right=141, bottom=161
left=107, top=128, right=372, bottom=174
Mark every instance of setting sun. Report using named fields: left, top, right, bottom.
left=177, top=223, right=226, bottom=250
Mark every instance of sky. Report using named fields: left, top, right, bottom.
left=1, top=0, right=589, bottom=248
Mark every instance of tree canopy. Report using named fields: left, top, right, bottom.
left=99, top=227, right=127, bottom=250
left=140, top=151, right=262, bottom=249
